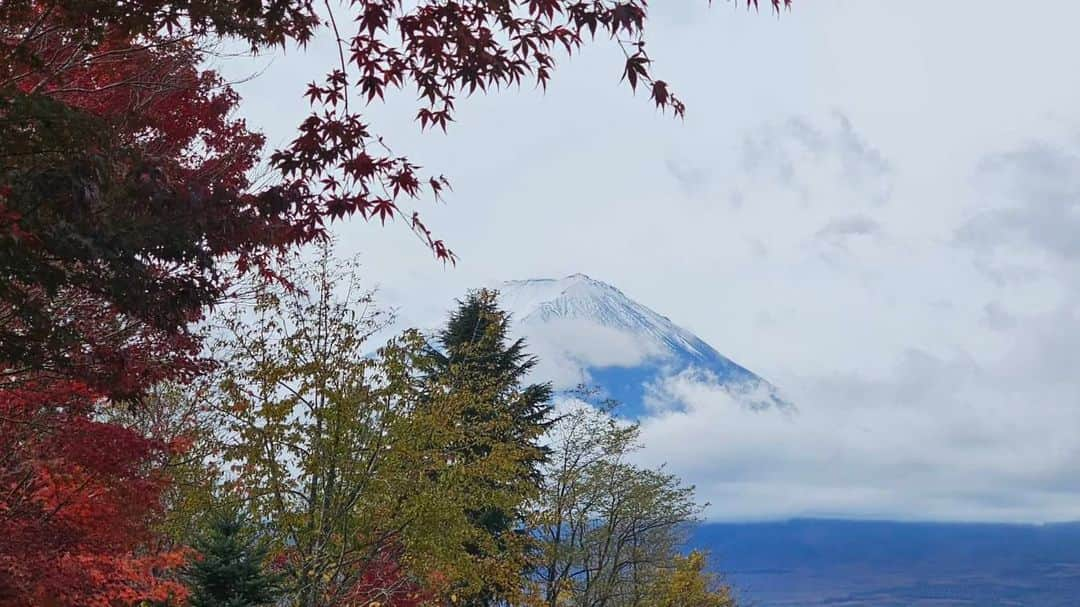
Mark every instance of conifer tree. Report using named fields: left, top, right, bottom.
left=423, top=289, right=554, bottom=606
left=186, top=508, right=281, bottom=607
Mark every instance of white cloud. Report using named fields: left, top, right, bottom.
left=739, top=113, right=893, bottom=206
left=520, top=319, right=667, bottom=387
left=634, top=352, right=1080, bottom=523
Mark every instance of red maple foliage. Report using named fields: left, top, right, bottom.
left=0, top=376, right=189, bottom=606
left=271, top=0, right=789, bottom=263
left=0, top=22, right=297, bottom=388
left=337, top=542, right=432, bottom=607
left=0, top=290, right=197, bottom=604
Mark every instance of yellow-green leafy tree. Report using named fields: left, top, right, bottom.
left=532, top=400, right=706, bottom=607
left=210, top=249, right=549, bottom=607
left=646, top=551, right=735, bottom=607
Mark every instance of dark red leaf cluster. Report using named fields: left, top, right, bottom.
left=0, top=18, right=311, bottom=386
left=339, top=542, right=432, bottom=607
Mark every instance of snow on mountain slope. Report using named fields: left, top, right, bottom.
left=497, top=274, right=792, bottom=416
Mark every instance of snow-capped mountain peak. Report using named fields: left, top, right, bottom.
left=497, top=274, right=792, bottom=415
left=504, top=274, right=703, bottom=357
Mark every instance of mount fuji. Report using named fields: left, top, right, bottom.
left=495, top=274, right=791, bottom=417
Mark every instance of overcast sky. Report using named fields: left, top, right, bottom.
left=220, top=1, right=1080, bottom=523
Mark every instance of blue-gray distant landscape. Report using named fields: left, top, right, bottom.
left=698, top=519, right=1080, bottom=607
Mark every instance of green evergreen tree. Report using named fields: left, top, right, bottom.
left=186, top=507, right=281, bottom=607
left=424, top=289, right=554, bottom=606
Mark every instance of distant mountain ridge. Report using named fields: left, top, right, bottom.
left=496, top=274, right=791, bottom=416
left=695, top=518, right=1080, bottom=606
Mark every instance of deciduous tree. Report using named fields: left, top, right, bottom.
left=0, top=285, right=209, bottom=606
left=645, top=551, right=735, bottom=607
left=0, top=376, right=189, bottom=606
left=533, top=400, right=704, bottom=607
left=0, top=29, right=289, bottom=389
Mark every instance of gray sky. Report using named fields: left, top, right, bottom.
left=220, top=1, right=1080, bottom=523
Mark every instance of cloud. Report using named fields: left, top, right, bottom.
left=831, top=112, right=893, bottom=198
left=959, top=141, right=1080, bottom=262
left=601, top=126, right=1080, bottom=522
left=815, top=215, right=882, bottom=242
left=665, top=157, right=711, bottom=197
left=517, top=318, right=668, bottom=388
left=739, top=113, right=894, bottom=206
left=632, top=345, right=1080, bottom=523
left=982, top=301, right=1016, bottom=332
left=354, top=120, right=1080, bottom=523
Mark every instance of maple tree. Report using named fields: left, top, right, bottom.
left=0, top=286, right=210, bottom=605
left=0, top=27, right=290, bottom=390
left=1, top=30, right=276, bottom=602
left=1, top=23, right=249, bottom=600
left=338, top=542, right=432, bottom=607
left=0, top=375, right=189, bottom=606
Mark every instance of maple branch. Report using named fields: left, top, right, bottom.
left=324, top=0, right=350, bottom=114
left=26, top=34, right=92, bottom=94
left=1, top=3, right=56, bottom=63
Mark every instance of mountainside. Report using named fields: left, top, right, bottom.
left=696, top=519, right=1080, bottom=606
left=496, top=274, right=791, bottom=416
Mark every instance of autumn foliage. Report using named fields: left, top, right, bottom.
left=0, top=377, right=188, bottom=605
left=339, top=543, right=432, bottom=607
left=0, top=27, right=290, bottom=385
